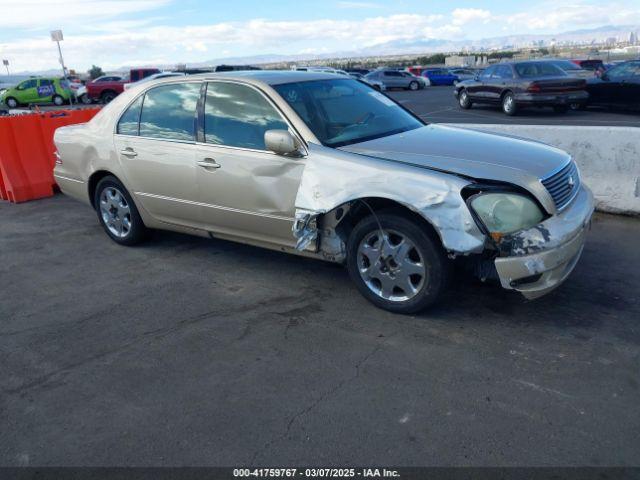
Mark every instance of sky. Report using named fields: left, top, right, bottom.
left=0, top=0, right=639, bottom=73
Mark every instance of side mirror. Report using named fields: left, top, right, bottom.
left=265, top=130, right=301, bottom=156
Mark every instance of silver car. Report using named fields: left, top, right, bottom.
left=365, top=70, right=426, bottom=90
left=53, top=71, right=593, bottom=313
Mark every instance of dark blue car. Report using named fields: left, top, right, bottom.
left=422, top=68, right=459, bottom=86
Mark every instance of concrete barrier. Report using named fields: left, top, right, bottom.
left=447, top=124, right=640, bottom=216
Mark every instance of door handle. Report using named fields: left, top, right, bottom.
left=197, top=158, right=221, bottom=169
left=120, top=148, right=137, bottom=157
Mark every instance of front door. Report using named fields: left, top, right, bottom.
left=16, top=78, right=39, bottom=103
left=113, top=81, right=203, bottom=228
left=194, top=81, right=305, bottom=247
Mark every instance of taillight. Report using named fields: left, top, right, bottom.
left=527, top=83, right=541, bottom=93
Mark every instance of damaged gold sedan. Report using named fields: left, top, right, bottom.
left=53, top=71, right=594, bottom=313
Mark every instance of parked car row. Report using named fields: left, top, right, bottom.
left=453, top=59, right=640, bottom=115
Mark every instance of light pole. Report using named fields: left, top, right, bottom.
left=2, top=59, right=9, bottom=76
left=50, top=30, right=73, bottom=105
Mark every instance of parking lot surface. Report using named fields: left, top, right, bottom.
left=388, top=86, right=640, bottom=127
left=1, top=195, right=639, bottom=466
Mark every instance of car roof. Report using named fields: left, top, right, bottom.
left=185, top=70, right=348, bottom=85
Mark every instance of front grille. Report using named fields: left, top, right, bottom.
left=541, top=160, right=580, bottom=210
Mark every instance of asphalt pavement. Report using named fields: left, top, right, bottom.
left=387, top=86, right=640, bottom=127
left=1, top=195, right=639, bottom=466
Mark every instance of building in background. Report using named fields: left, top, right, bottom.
left=445, top=55, right=487, bottom=67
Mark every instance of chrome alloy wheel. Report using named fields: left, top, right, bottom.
left=99, top=187, right=132, bottom=238
left=356, top=229, right=427, bottom=302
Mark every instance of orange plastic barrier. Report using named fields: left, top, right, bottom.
left=0, top=107, right=101, bottom=203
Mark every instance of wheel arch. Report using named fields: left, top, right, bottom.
left=88, top=170, right=119, bottom=208
left=330, top=197, right=444, bottom=248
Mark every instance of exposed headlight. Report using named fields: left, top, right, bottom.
left=470, top=193, right=544, bottom=237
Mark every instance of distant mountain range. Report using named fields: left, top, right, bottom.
left=15, top=24, right=640, bottom=75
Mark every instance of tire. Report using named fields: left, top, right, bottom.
left=52, top=95, right=64, bottom=106
left=79, top=94, right=92, bottom=105
left=408, top=81, right=419, bottom=91
left=6, top=97, right=18, bottom=108
left=553, top=105, right=569, bottom=114
left=346, top=211, right=451, bottom=314
left=458, top=89, right=472, bottom=109
left=101, top=91, right=117, bottom=103
left=502, top=92, right=517, bottom=116
left=373, top=84, right=382, bottom=91
left=94, top=175, right=148, bottom=246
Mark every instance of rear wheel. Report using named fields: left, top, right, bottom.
left=101, top=90, right=117, bottom=103
left=94, top=176, right=148, bottom=246
left=502, top=92, right=517, bottom=116
left=346, top=212, right=450, bottom=314
left=458, top=89, right=472, bottom=109
left=6, top=97, right=18, bottom=108
left=52, top=95, right=64, bottom=106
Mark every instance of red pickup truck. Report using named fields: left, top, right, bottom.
left=87, top=68, right=160, bottom=103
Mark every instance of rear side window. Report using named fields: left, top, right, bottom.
left=117, top=95, right=144, bottom=135
left=515, top=63, right=565, bottom=77
left=139, top=83, right=200, bottom=141
left=203, top=82, right=288, bottom=150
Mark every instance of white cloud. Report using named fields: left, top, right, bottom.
left=0, top=14, right=447, bottom=72
left=503, top=2, right=640, bottom=31
left=451, top=8, right=491, bottom=26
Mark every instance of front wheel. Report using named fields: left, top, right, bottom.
left=101, top=91, right=116, bottom=103
left=6, top=97, right=18, bottom=108
left=502, top=92, right=517, bottom=116
left=408, top=81, right=419, bottom=91
left=346, top=212, right=450, bottom=314
left=458, top=89, right=472, bottom=109
left=79, top=94, right=92, bottom=105
left=94, top=175, right=148, bottom=246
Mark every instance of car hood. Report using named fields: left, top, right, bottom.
left=338, top=124, right=571, bottom=213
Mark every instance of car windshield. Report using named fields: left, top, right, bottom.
left=515, top=62, right=566, bottom=77
left=274, top=79, right=423, bottom=148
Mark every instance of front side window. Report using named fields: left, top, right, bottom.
left=19, top=79, right=38, bottom=90
left=479, top=67, right=494, bottom=80
left=274, top=79, right=423, bottom=148
left=138, top=83, right=200, bottom=141
left=117, top=95, right=144, bottom=135
left=204, top=82, right=288, bottom=150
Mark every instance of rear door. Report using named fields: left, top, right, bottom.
left=113, top=81, right=203, bottom=227
left=37, top=79, right=55, bottom=103
left=492, top=65, right=514, bottom=102
left=383, top=71, right=403, bottom=88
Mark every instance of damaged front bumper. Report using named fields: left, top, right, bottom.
left=494, top=185, right=595, bottom=300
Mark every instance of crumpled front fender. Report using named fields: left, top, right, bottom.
left=292, top=144, right=486, bottom=255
